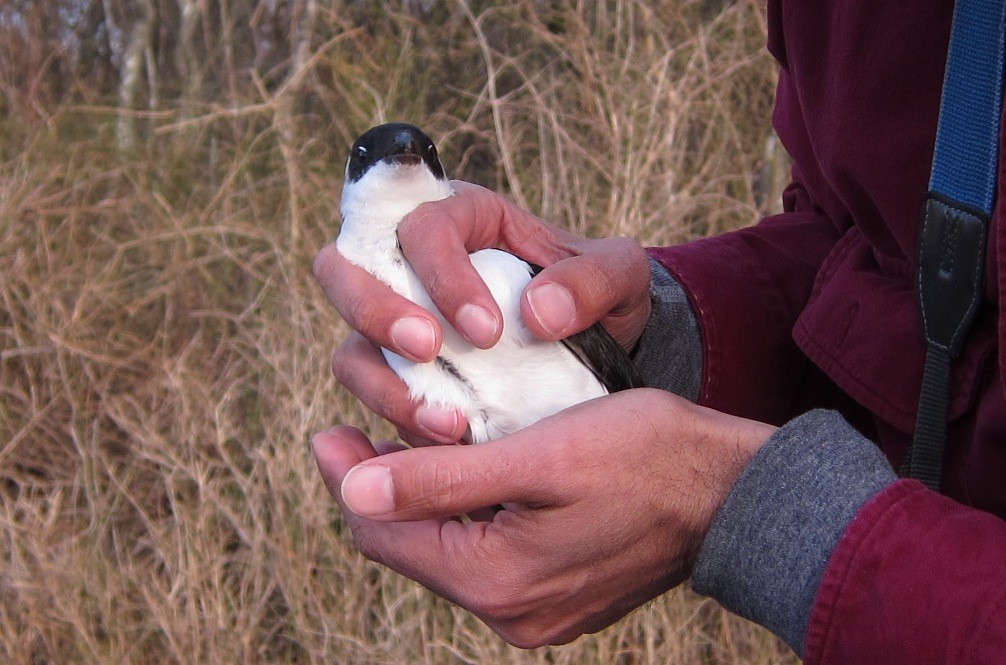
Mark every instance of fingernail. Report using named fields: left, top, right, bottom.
left=526, top=283, right=576, bottom=337
left=415, top=404, right=460, bottom=439
left=390, top=317, right=437, bottom=360
left=310, top=427, right=344, bottom=455
left=341, top=465, right=395, bottom=516
left=457, top=303, right=500, bottom=347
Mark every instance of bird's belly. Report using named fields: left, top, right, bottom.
left=380, top=250, right=609, bottom=443
left=383, top=340, right=607, bottom=444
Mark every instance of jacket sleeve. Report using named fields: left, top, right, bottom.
left=691, top=407, right=1006, bottom=664
left=804, top=477, right=1006, bottom=664
left=645, top=190, right=1006, bottom=663
left=648, top=189, right=845, bottom=425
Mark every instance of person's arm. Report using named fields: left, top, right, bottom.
left=641, top=205, right=1006, bottom=662
left=634, top=190, right=1006, bottom=661
left=312, top=388, right=778, bottom=649
left=630, top=258, right=702, bottom=400
left=692, top=407, right=1006, bottom=664
left=692, top=410, right=897, bottom=655
left=649, top=200, right=845, bottom=424
left=803, top=478, right=1006, bottom=664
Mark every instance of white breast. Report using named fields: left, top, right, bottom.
left=382, top=248, right=607, bottom=443
left=336, top=162, right=606, bottom=444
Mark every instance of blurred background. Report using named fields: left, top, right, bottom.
left=0, top=0, right=795, bottom=662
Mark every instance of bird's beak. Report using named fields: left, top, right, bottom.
left=386, top=131, right=423, bottom=166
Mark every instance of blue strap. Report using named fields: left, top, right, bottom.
left=905, top=0, right=1006, bottom=491
left=929, top=0, right=1006, bottom=214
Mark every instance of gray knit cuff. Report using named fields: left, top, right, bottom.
left=691, top=409, right=897, bottom=656
left=632, top=258, right=702, bottom=401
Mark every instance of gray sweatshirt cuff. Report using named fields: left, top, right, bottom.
left=632, top=258, right=702, bottom=401
left=691, top=409, right=898, bottom=656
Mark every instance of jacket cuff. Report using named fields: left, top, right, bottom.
left=631, top=258, right=703, bottom=401
left=690, top=409, right=897, bottom=655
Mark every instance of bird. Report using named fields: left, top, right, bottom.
left=336, top=122, right=642, bottom=443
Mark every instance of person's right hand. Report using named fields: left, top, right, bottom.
left=312, top=181, right=653, bottom=444
left=311, top=388, right=775, bottom=647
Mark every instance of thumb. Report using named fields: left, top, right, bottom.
left=311, top=426, right=380, bottom=503
left=521, top=236, right=651, bottom=350
left=339, top=438, right=550, bottom=521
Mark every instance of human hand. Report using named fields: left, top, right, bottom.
left=312, top=389, right=776, bottom=647
left=312, top=181, right=652, bottom=445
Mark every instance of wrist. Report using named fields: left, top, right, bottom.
left=632, top=257, right=703, bottom=400
left=658, top=398, right=777, bottom=566
left=695, top=408, right=777, bottom=551
left=690, top=409, right=897, bottom=655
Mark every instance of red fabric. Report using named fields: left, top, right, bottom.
left=805, top=481, right=1006, bottom=664
left=650, top=1, right=1006, bottom=661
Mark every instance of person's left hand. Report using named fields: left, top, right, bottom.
left=312, top=388, right=775, bottom=647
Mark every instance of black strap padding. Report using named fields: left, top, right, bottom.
left=903, top=194, right=988, bottom=490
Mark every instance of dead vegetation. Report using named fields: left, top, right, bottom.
left=1, top=1, right=795, bottom=662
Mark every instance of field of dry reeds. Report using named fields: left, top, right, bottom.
left=1, top=1, right=797, bottom=662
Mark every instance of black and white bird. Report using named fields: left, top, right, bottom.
left=336, top=122, right=641, bottom=443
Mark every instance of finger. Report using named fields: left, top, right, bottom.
left=311, top=426, right=379, bottom=500
left=312, top=428, right=462, bottom=567
left=396, top=428, right=455, bottom=448
left=521, top=236, right=651, bottom=349
left=332, top=332, right=468, bottom=442
left=338, top=432, right=558, bottom=521
left=313, top=242, right=441, bottom=362
left=347, top=389, right=671, bottom=523
left=374, top=440, right=409, bottom=456
left=397, top=184, right=505, bottom=348
left=313, top=427, right=507, bottom=599
left=387, top=435, right=497, bottom=519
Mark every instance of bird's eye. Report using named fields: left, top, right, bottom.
left=428, top=144, right=437, bottom=158
left=356, top=145, right=368, bottom=158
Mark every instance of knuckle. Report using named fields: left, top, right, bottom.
left=605, top=234, right=645, bottom=257
left=331, top=341, right=409, bottom=424
left=459, top=570, right=573, bottom=649
left=330, top=336, right=357, bottom=371
left=397, top=205, right=428, bottom=238
left=406, top=458, right=462, bottom=514
left=330, top=337, right=366, bottom=386
left=424, top=265, right=457, bottom=303
left=399, top=200, right=449, bottom=246
left=509, top=632, right=548, bottom=650
left=478, top=593, right=519, bottom=622
left=330, top=347, right=345, bottom=381
left=344, top=292, right=380, bottom=334
left=371, top=385, right=405, bottom=424
left=604, top=236, right=649, bottom=281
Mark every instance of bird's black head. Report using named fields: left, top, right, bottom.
left=345, top=123, right=447, bottom=183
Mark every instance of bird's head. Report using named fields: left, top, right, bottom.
left=345, top=123, right=446, bottom=183
left=340, top=123, right=452, bottom=222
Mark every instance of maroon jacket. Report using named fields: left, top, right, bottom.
left=652, top=2, right=1006, bottom=662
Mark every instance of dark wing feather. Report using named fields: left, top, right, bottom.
left=526, top=262, right=644, bottom=392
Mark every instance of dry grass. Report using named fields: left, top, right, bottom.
left=1, top=1, right=797, bottom=663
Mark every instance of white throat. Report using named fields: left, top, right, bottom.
left=337, top=160, right=454, bottom=288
